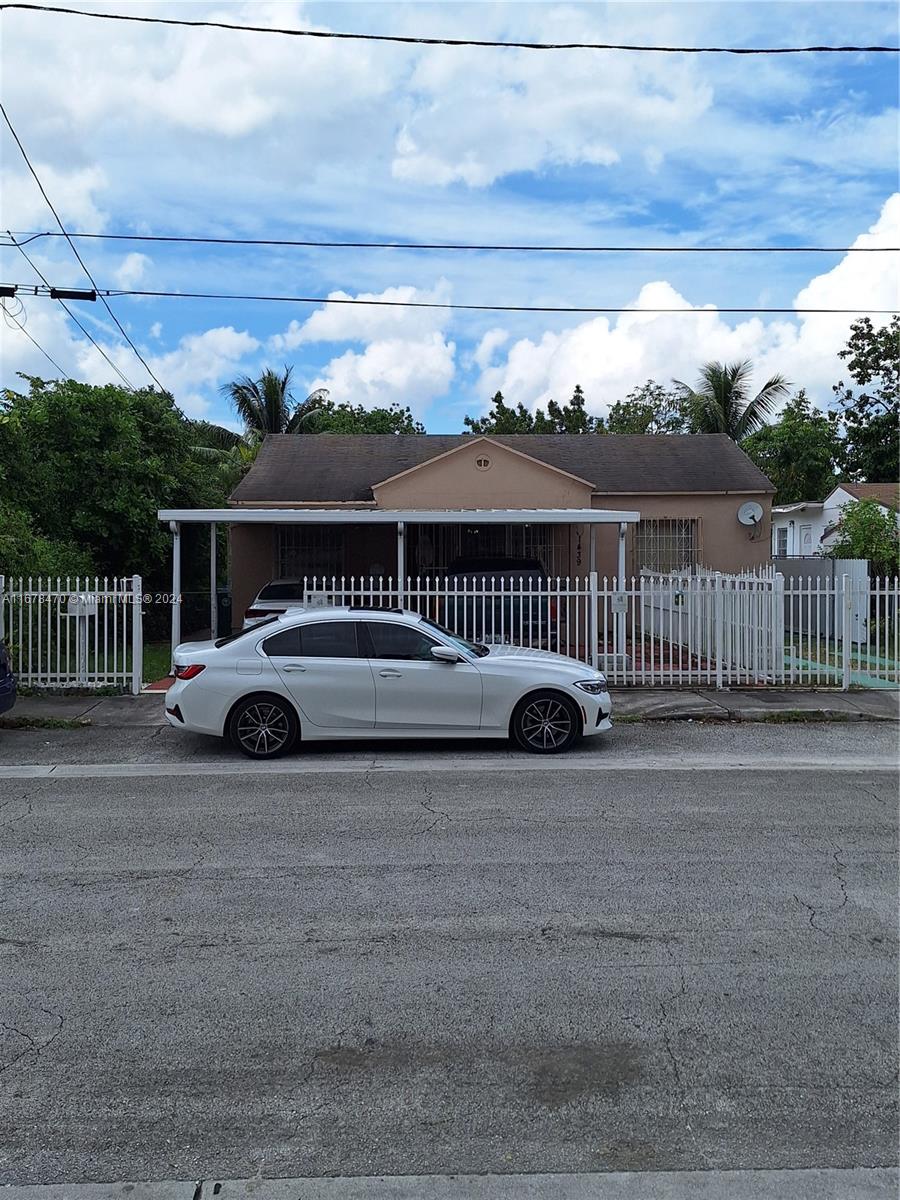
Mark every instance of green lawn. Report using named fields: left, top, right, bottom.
left=143, top=641, right=172, bottom=685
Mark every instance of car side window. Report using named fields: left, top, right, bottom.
left=262, top=622, right=360, bottom=658
left=364, top=622, right=439, bottom=661
left=298, top=621, right=360, bottom=658
left=261, top=626, right=303, bottom=657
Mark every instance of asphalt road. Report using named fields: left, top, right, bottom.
left=0, top=725, right=897, bottom=1186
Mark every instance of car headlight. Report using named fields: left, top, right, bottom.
left=574, top=677, right=608, bottom=695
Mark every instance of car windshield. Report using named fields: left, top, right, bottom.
left=214, top=616, right=278, bottom=648
left=419, top=617, right=490, bottom=658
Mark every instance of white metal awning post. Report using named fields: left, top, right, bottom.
left=396, top=521, right=405, bottom=604
left=209, top=521, right=217, bottom=638
left=169, top=520, right=181, bottom=663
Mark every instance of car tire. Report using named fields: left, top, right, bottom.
left=511, top=690, right=582, bottom=754
left=228, top=694, right=298, bottom=759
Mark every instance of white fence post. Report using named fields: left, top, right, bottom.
left=840, top=573, right=852, bottom=690
left=131, top=574, right=143, bottom=696
left=714, top=575, right=724, bottom=689
left=589, top=570, right=599, bottom=670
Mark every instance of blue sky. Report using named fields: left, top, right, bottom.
left=1, top=0, right=897, bottom=431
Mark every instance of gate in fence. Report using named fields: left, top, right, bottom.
left=0, top=575, right=143, bottom=692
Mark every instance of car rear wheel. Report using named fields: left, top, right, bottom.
left=511, top=690, right=581, bottom=754
left=229, top=695, right=298, bottom=759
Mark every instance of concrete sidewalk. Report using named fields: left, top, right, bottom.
left=3, top=687, right=897, bottom=728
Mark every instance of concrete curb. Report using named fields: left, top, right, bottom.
left=2, top=1169, right=897, bottom=1199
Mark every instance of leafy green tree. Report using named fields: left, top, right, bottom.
left=825, top=499, right=899, bottom=576
left=0, top=500, right=94, bottom=578
left=832, top=315, right=899, bottom=482
left=741, top=390, right=843, bottom=504
left=464, top=386, right=603, bottom=434
left=607, top=381, right=690, bottom=434
left=0, top=377, right=224, bottom=588
left=306, top=398, right=425, bottom=434
left=675, top=360, right=790, bottom=439
left=223, top=366, right=327, bottom=435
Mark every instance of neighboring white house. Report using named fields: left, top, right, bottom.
left=772, top=482, right=900, bottom=557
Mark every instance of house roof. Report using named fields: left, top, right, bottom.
left=230, top=433, right=774, bottom=504
left=832, top=482, right=900, bottom=509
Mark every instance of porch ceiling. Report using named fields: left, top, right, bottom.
left=158, top=507, right=641, bottom=525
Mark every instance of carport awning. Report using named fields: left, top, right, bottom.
left=157, top=507, right=640, bottom=662
left=158, top=507, right=640, bottom=524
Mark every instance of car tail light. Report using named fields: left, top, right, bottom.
left=173, top=663, right=206, bottom=680
left=244, top=607, right=270, bottom=619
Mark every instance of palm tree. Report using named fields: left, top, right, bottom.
left=221, top=365, right=328, bottom=436
left=674, top=360, right=789, bottom=440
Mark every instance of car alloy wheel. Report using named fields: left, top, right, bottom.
left=231, top=698, right=297, bottom=759
left=513, top=692, right=580, bottom=754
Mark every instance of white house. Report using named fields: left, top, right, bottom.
left=772, top=483, right=900, bottom=558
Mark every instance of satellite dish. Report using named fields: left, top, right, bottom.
left=737, top=501, right=764, bottom=526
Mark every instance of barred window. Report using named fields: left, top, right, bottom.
left=774, top=527, right=788, bottom=557
left=634, top=518, right=699, bottom=574
left=276, top=526, right=344, bottom=578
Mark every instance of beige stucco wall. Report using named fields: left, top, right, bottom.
left=590, top=492, right=773, bottom=576
left=229, top=524, right=275, bottom=630
left=374, top=441, right=594, bottom=510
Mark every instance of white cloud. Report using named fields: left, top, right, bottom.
left=145, top=326, right=261, bottom=415
left=473, top=328, right=510, bottom=370
left=1, top=309, right=260, bottom=419
left=114, top=253, right=151, bottom=289
left=271, top=281, right=452, bottom=349
left=309, top=332, right=456, bottom=416
left=149, top=322, right=162, bottom=339
left=475, top=193, right=900, bottom=416
left=0, top=165, right=109, bottom=230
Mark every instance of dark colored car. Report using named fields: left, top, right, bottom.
left=0, top=639, right=16, bottom=715
left=441, top=556, right=556, bottom=645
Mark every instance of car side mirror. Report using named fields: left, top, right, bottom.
left=430, top=645, right=460, bottom=664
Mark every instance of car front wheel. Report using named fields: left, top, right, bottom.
left=511, top=691, right=581, bottom=754
left=228, top=695, right=298, bottom=759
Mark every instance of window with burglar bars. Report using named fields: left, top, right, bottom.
left=634, top=518, right=699, bottom=574
left=277, top=526, right=344, bottom=578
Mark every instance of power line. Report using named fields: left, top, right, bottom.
left=1, top=4, right=897, bottom=53
left=4, top=230, right=897, bottom=255
left=0, top=102, right=164, bottom=391
left=7, top=283, right=896, bottom=316
left=6, top=234, right=136, bottom=389
left=1, top=299, right=67, bottom=376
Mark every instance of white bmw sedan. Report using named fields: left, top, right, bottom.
left=166, top=607, right=612, bottom=758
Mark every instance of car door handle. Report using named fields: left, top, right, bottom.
left=378, top=669, right=402, bottom=678
left=282, top=663, right=306, bottom=672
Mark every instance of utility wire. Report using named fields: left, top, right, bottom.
left=7, top=235, right=136, bottom=389
left=7, top=283, right=896, bottom=315
left=0, top=103, right=164, bottom=390
left=1, top=299, right=67, bottom=376
left=1, top=4, right=897, bottom=53
left=3, top=230, right=897, bottom=254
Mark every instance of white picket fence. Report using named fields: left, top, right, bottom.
left=0, top=575, right=142, bottom=692
left=299, top=569, right=900, bottom=688
left=1, top=570, right=896, bottom=690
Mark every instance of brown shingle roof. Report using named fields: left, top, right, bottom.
left=837, top=482, right=900, bottom=509
left=229, top=433, right=774, bottom=504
